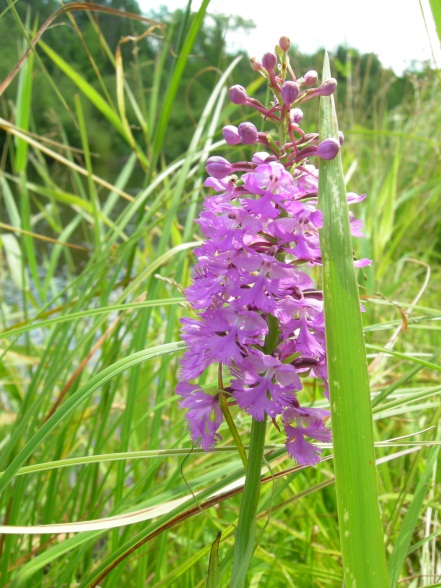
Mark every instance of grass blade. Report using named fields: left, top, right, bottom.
left=387, top=425, right=441, bottom=586
left=0, top=342, right=185, bottom=494
left=318, top=52, right=389, bottom=587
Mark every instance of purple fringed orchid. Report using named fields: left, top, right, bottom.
left=176, top=37, right=369, bottom=466
left=176, top=382, right=223, bottom=451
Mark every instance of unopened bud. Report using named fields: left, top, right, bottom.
left=229, top=85, right=248, bottom=105
left=318, top=78, right=337, bottom=96
left=222, top=125, right=241, bottom=145
left=262, top=52, right=277, bottom=71
left=279, top=36, right=291, bottom=51
left=250, top=57, right=262, bottom=72
left=237, top=122, right=258, bottom=145
left=317, top=138, right=340, bottom=160
left=302, top=70, right=318, bottom=86
left=281, top=81, right=300, bottom=105
left=338, top=131, right=344, bottom=145
left=290, top=108, right=303, bottom=124
left=206, top=156, right=233, bottom=179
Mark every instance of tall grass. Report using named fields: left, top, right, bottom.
left=0, top=1, right=440, bottom=586
left=318, top=52, right=389, bottom=587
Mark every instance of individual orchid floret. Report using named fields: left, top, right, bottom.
left=238, top=122, right=258, bottom=145
left=347, top=191, right=366, bottom=204
left=279, top=36, right=291, bottom=51
left=205, top=156, right=233, bottom=179
left=290, top=108, right=304, bottom=124
left=283, top=406, right=332, bottom=465
left=281, top=81, right=300, bottom=106
left=354, top=258, right=372, bottom=268
left=231, top=351, right=302, bottom=421
left=223, top=125, right=241, bottom=145
left=301, top=70, right=318, bottom=87
left=250, top=57, right=265, bottom=74
left=230, top=84, right=248, bottom=105
left=317, top=78, right=338, bottom=96
left=223, top=123, right=260, bottom=146
left=262, top=52, right=279, bottom=89
left=317, top=138, right=340, bottom=160
left=206, top=157, right=256, bottom=179
left=177, top=382, right=223, bottom=451
left=262, top=52, right=277, bottom=72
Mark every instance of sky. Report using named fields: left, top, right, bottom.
left=137, top=0, right=441, bottom=75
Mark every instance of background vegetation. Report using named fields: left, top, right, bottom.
left=0, top=0, right=439, bottom=586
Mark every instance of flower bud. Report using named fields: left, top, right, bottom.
left=237, top=122, right=258, bottom=145
left=302, top=70, right=318, bottom=86
left=279, top=36, right=291, bottom=51
left=338, top=131, right=344, bottom=145
left=206, top=156, right=233, bottom=179
left=317, top=138, right=340, bottom=160
left=250, top=57, right=263, bottom=72
left=229, top=85, right=248, bottom=105
left=262, top=52, right=277, bottom=71
left=290, top=108, right=303, bottom=124
left=222, top=125, right=241, bottom=145
left=281, top=81, right=300, bottom=105
left=318, top=78, right=337, bottom=96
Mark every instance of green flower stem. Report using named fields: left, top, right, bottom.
left=229, top=312, right=278, bottom=587
left=230, top=416, right=267, bottom=588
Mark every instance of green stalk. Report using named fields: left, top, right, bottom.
left=318, top=53, right=389, bottom=587
left=229, top=313, right=279, bottom=587
left=229, top=416, right=267, bottom=588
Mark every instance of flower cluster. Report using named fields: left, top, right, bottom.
left=176, top=37, right=369, bottom=465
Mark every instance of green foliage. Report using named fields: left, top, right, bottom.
left=318, top=52, right=389, bottom=587
left=0, top=0, right=421, bottom=164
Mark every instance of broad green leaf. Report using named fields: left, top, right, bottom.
left=318, top=52, right=389, bottom=588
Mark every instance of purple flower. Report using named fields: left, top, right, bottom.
left=281, top=81, right=300, bottom=105
left=262, top=52, right=277, bottom=71
left=302, top=70, right=318, bottom=87
left=223, top=125, right=241, bottom=145
left=238, top=122, right=258, bottom=145
left=318, top=78, right=337, bottom=96
left=354, top=258, right=372, bottom=268
left=176, top=40, right=369, bottom=466
left=317, top=138, right=340, bottom=160
left=177, top=383, right=223, bottom=451
left=230, top=85, right=248, bottom=105
left=232, top=352, right=302, bottom=420
left=206, top=156, right=233, bottom=179
left=283, top=406, right=332, bottom=465
left=290, top=108, right=304, bottom=124
left=279, top=36, right=290, bottom=51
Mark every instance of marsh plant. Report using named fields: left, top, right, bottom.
left=176, top=36, right=389, bottom=587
